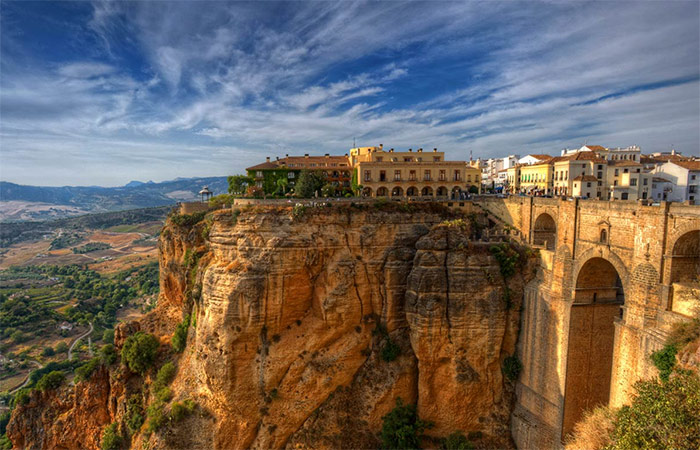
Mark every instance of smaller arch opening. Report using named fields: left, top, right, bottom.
left=600, top=229, right=607, bottom=244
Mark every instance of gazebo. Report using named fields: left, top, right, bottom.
left=199, top=186, right=213, bottom=202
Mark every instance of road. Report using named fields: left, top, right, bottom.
left=8, top=360, right=41, bottom=394
left=68, top=322, right=94, bottom=360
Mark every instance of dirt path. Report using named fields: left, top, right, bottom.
left=68, top=322, right=94, bottom=360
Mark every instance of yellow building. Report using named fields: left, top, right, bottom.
left=506, top=165, right=522, bottom=193
left=350, top=145, right=480, bottom=198
left=552, top=151, right=607, bottom=198
left=519, top=161, right=553, bottom=195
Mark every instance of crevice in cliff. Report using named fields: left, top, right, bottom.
left=444, top=229, right=453, bottom=333
left=344, top=230, right=364, bottom=322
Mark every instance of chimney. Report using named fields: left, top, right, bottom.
left=285, top=154, right=289, bottom=158
left=304, top=154, right=309, bottom=158
left=417, top=148, right=422, bottom=153
left=379, top=144, right=383, bottom=149
left=266, top=157, right=270, bottom=162
left=276, top=157, right=279, bottom=161
left=408, top=148, right=412, bottom=152
left=390, top=148, right=394, bottom=152
left=433, top=148, right=437, bottom=152
left=325, top=153, right=329, bottom=158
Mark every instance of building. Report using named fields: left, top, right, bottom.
left=653, top=160, right=700, bottom=202
left=519, top=161, right=553, bottom=195
left=246, top=154, right=353, bottom=194
left=606, top=160, right=652, bottom=201
left=351, top=145, right=480, bottom=198
left=571, top=175, right=600, bottom=198
left=552, top=151, right=607, bottom=198
left=518, top=154, right=552, bottom=166
left=651, top=176, right=675, bottom=201
left=479, top=155, right=520, bottom=188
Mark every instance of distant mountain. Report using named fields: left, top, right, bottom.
left=0, top=176, right=228, bottom=222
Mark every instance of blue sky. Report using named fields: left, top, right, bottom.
left=1, top=1, right=698, bottom=186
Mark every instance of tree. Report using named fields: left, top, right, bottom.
left=380, top=398, right=433, bottom=449
left=36, top=371, right=65, bottom=391
left=321, top=183, right=336, bottom=197
left=295, top=170, right=327, bottom=198
left=121, top=332, right=159, bottom=374
left=102, top=329, right=115, bottom=345
left=275, top=178, right=289, bottom=195
left=228, top=175, right=253, bottom=195
left=55, top=342, right=69, bottom=354
left=100, top=423, right=123, bottom=450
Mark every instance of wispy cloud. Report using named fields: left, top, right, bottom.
left=0, top=0, right=698, bottom=186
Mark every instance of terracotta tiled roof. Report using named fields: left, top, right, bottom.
left=673, top=160, right=700, bottom=171
left=247, top=155, right=351, bottom=171
left=570, top=151, right=606, bottom=162
left=584, top=145, right=606, bottom=152
left=572, top=175, right=598, bottom=182
left=246, top=161, right=280, bottom=170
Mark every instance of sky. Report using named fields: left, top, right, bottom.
left=1, top=1, right=699, bottom=187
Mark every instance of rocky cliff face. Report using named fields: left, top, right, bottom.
left=7, top=204, right=535, bottom=449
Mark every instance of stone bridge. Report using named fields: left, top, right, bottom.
left=474, top=197, right=700, bottom=448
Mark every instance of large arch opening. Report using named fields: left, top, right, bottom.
left=376, top=187, right=389, bottom=197
left=668, top=230, right=700, bottom=312
left=362, top=187, right=373, bottom=197
left=436, top=186, right=448, bottom=197
left=421, top=186, right=434, bottom=197
left=563, top=257, right=625, bottom=437
left=533, top=213, right=557, bottom=250
left=451, top=186, right=462, bottom=199
left=391, top=186, right=404, bottom=197
left=406, top=186, right=418, bottom=197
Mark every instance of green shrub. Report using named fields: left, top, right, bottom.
left=41, top=346, right=55, bottom=357
left=650, top=344, right=677, bottom=382
left=442, top=431, right=474, bottom=450
left=155, top=362, right=177, bottom=389
left=292, top=204, right=307, bottom=220
left=381, top=339, right=401, bottom=362
left=100, top=423, right=122, bottom=450
left=502, top=355, right=522, bottom=381
left=0, top=435, right=11, bottom=450
left=100, top=344, right=118, bottom=365
left=102, top=329, right=115, bottom=345
left=36, top=371, right=65, bottom=391
left=55, top=342, right=69, bottom=353
left=612, top=370, right=700, bottom=449
left=171, top=316, right=190, bottom=353
left=170, top=399, right=196, bottom=422
left=75, top=357, right=101, bottom=382
left=125, top=395, right=144, bottom=434
left=170, top=211, right=207, bottom=227
left=380, top=397, right=433, bottom=449
left=155, top=386, right=172, bottom=403
left=146, top=401, right=166, bottom=434
left=121, top=332, right=159, bottom=374
left=489, top=243, right=519, bottom=278
left=13, top=389, right=31, bottom=406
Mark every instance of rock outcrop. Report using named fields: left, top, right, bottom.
left=7, top=204, right=535, bottom=449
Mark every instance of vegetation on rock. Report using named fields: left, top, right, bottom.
left=100, top=423, right=123, bottom=450
left=380, top=398, right=433, bottom=449
left=121, top=332, right=159, bottom=374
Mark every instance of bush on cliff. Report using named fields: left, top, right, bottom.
left=35, top=371, right=65, bottom=391
left=381, top=338, right=401, bottom=362
left=100, top=423, right=123, bottom=450
left=74, top=357, right=101, bottom=382
left=380, top=397, right=433, bottom=449
left=502, top=355, right=522, bottom=381
left=170, top=211, right=207, bottom=227
left=442, top=432, right=474, bottom=450
left=121, top=332, right=159, bottom=374
left=171, top=316, right=190, bottom=353
left=650, top=344, right=677, bottom=382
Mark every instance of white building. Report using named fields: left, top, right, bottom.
left=518, top=154, right=551, bottom=166
left=653, top=161, right=700, bottom=202
left=651, top=176, right=675, bottom=202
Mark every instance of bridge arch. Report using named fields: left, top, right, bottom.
left=669, top=230, right=699, bottom=284
left=406, top=186, right=419, bottom=197
left=563, top=256, right=626, bottom=437
left=533, top=212, right=557, bottom=250
left=391, top=186, right=404, bottom=197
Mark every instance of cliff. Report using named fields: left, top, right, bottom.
left=7, top=203, right=535, bottom=449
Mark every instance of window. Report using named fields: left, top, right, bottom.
left=409, top=170, right=416, bottom=181
left=439, top=170, right=446, bottom=181
left=391, top=158, right=397, bottom=162
left=376, top=157, right=383, bottom=162
left=690, top=186, right=698, bottom=194
left=467, top=175, right=472, bottom=182
left=256, top=171, right=263, bottom=177
left=630, top=178, right=637, bottom=186
left=600, top=229, right=607, bottom=243
left=582, top=164, right=586, bottom=168
left=598, top=181, right=602, bottom=186
left=614, top=180, right=618, bottom=186
left=565, top=170, right=568, bottom=180
left=615, top=169, right=619, bottom=176
left=364, top=170, right=372, bottom=182
left=621, top=193, right=629, bottom=200
left=636, top=169, right=640, bottom=173
left=598, top=165, right=603, bottom=170
left=394, top=170, right=401, bottom=181
left=424, top=170, right=431, bottom=181
left=288, top=172, right=295, bottom=179
left=587, top=182, right=592, bottom=188
left=417, top=157, right=422, bottom=162
left=598, top=171, right=603, bottom=179
left=433, top=156, right=440, bottom=162
left=643, top=178, right=648, bottom=186
left=624, top=169, right=629, bottom=173
left=379, top=170, right=386, bottom=182
left=454, top=170, right=461, bottom=181
left=692, top=175, right=696, bottom=180
left=404, top=157, right=412, bottom=162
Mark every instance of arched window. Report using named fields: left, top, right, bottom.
left=600, top=229, right=607, bottom=244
